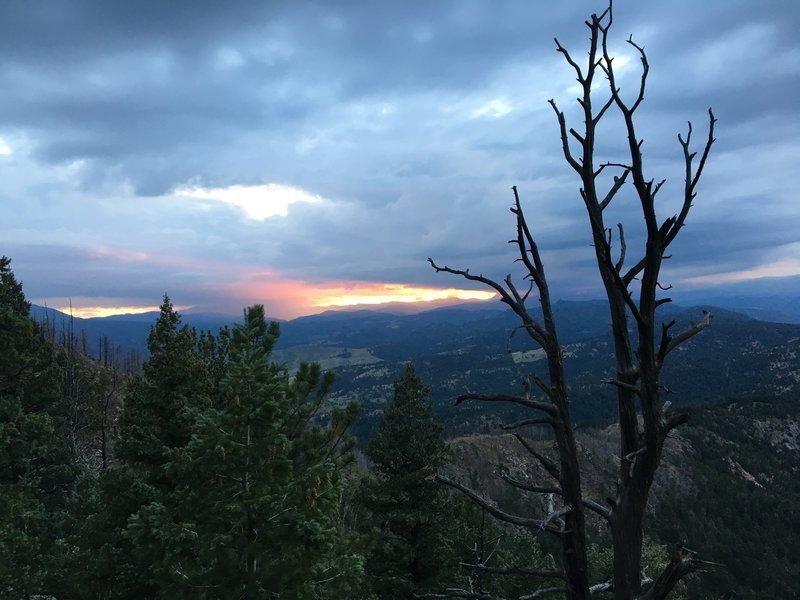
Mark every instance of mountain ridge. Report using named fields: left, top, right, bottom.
left=29, top=299, right=800, bottom=439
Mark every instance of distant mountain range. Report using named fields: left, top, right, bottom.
left=669, top=274, right=800, bottom=324
left=30, top=297, right=800, bottom=440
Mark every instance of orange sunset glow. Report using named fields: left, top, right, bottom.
left=313, top=284, right=496, bottom=307
left=54, top=305, right=189, bottom=319
left=41, top=279, right=499, bottom=321
left=211, top=277, right=499, bottom=319
left=40, top=295, right=195, bottom=319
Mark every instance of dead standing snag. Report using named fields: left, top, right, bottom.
left=429, top=4, right=715, bottom=599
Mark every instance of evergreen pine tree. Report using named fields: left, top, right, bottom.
left=0, top=257, right=78, bottom=596
left=361, top=363, right=452, bottom=599
left=127, top=305, right=362, bottom=598
left=116, top=294, right=210, bottom=479
left=87, top=295, right=211, bottom=597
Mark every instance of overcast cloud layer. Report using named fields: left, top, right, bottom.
left=1, top=1, right=798, bottom=317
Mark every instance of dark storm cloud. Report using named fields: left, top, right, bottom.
left=0, top=0, right=798, bottom=315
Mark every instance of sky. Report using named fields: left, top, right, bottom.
left=1, top=1, right=798, bottom=319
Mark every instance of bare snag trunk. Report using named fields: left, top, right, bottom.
left=427, top=3, right=716, bottom=599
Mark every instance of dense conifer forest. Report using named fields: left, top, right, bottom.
left=2, top=256, right=798, bottom=598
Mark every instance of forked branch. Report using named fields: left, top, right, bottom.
left=548, top=99, right=582, bottom=173
left=664, top=109, right=717, bottom=249
left=427, top=257, right=549, bottom=349
left=658, top=310, right=713, bottom=364
left=639, top=545, right=720, bottom=600
left=435, top=476, right=564, bottom=535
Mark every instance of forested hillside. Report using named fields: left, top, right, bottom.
left=2, top=259, right=362, bottom=598
left=446, top=397, right=800, bottom=598
left=29, top=301, right=800, bottom=443
left=4, top=255, right=799, bottom=598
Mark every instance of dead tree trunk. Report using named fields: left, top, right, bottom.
left=427, top=4, right=716, bottom=599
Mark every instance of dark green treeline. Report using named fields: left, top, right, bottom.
left=2, top=257, right=552, bottom=599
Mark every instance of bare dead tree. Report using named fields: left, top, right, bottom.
left=427, top=4, right=716, bottom=600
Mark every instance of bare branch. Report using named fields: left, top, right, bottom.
left=428, top=258, right=510, bottom=306
left=602, top=378, right=640, bottom=395
left=656, top=319, right=676, bottom=366
left=622, top=256, right=647, bottom=286
left=639, top=545, right=720, bottom=600
left=542, top=502, right=572, bottom=532
left=615, top=223, right=626, bottom=272
left=665, top=109, right=717, bottom=249
left=690, top=108, right=717, bottom=192
left=663, top=310, right=712, bottom=358
left=504, top=272, right=525, bottom=303
left=519, top=587, right=571, bottom=600
left=548, top=99, right=582, bottom=173
left=460, top=563, right=565, bottom=581
left=623, top=447, right=646, bottom=463
left=590, top=580, right=613, bottom=594
left=570, top=127, right=586, bottom=145
left=663, top=412, right=689, bottom=434
left=607, top=266, right=645, bottom=325
left=455, top=393, right=557, bottom=416
left=651, top=178, right=667, bottom=200
left=625, top=35, right=649, bottom=112
left=582, top=498, right=611, bottom=521
left=437, top=194, right=566, bottom=345
left=507, top=315, right=550, bottom=352
left=435, top=476, right=563, bottom=534
left=594, top=161, right=631, bottom=178
left=595, top=3, right=612, bottom=22
left=496, top=470, right=562, bottom=495
left=415, top=589, right=498, bottom=600
left=599, top=169, right=631, bottom=210
left=512, top=433, right=561, bottom=483
left=554, top=38, right=585, bottom=83
left=655, top=297, right=672, bottom=309
left=533, top=376, right=556, bottom=402
left=501, top=417, right=555, bottom=430
left=511, top=187, right=549, bottom=294
left=592, top=94, right=615, bottom=126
